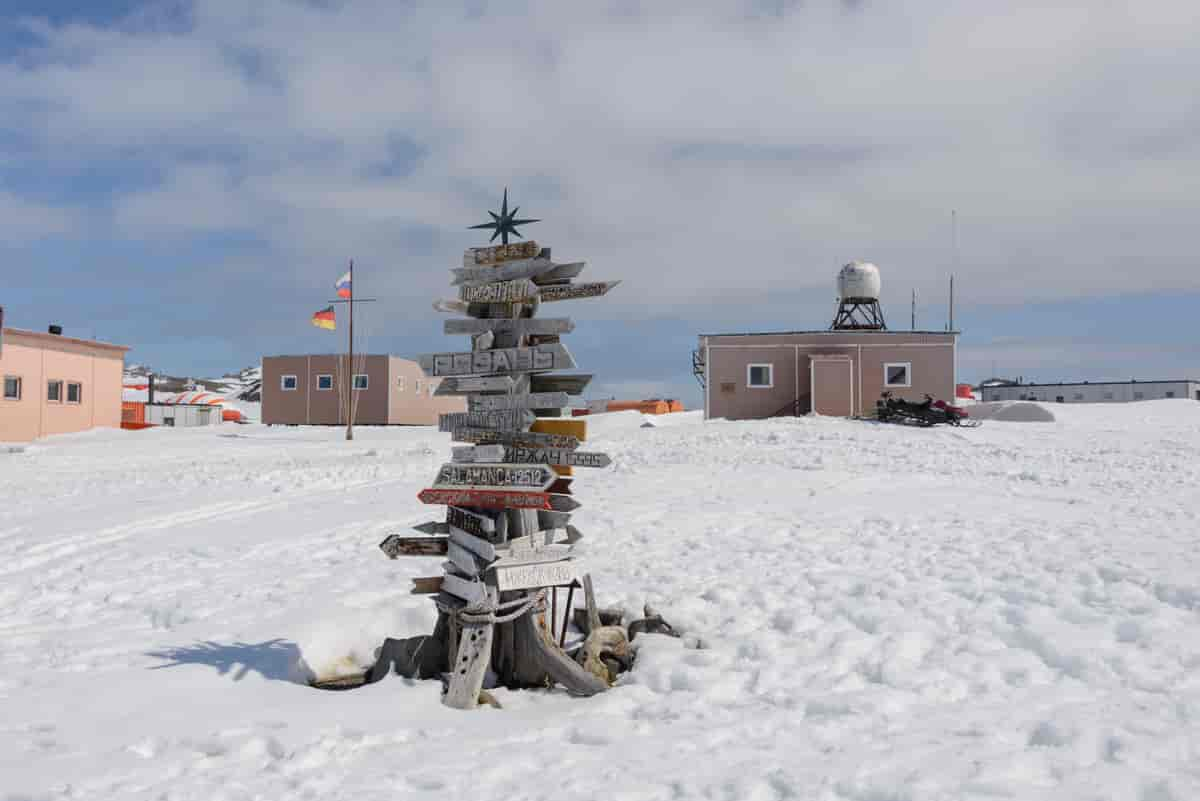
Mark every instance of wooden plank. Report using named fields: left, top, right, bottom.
left=438, top=409, right=535, bottom=432
left=548, top=494, right=581, bottom=513
left=463, top=240, right=541, bottom=266
left=514, top=605, right=607, bottom=696
left=411, top=576, right=443, bottom=595
left=469, top=392, right=569, bottom=412
left=491, top=545, right=573, bottom=569
left=379, top=535, right=448, bottom=558
left=547, top=478, right=573, bottom=495
left=451, top=427, right=580, bottom=450
left=531, top=418, right=587, bottom=442
left=444, top=317, right=574, bottom=337
left=443, top=586, right=498, bottom=709
left=419, top=488, right=552, bottom=510
left=433, top=299, right=471, bottom=315
left=494, top=559, right=577, bottom=591
left=451, top=444, right=507, bottom=463
left=532, top=262, right=586, bottom=284
left=447, top=540, right=483, bottom=577
left=434, top=376, right=516, bottom=396
left=458, top=278, right=539, bottom=304
left=530, top=374, right=592, bottom=395
left=453, top=258, right=581, bottom=287
left=449, top=526, right=497, bottom=562
left=434, top=463, right=557, bottom=491
left=441, top=573, right=487, bottom=606
left=538, top=509, right=572, bottom=529
left=538, top=281, right=620, bottom=303
left=413, top=521, right=450, bottom=535
left=418, top=344, right=576, bottom=377
left=501, top=446, right=610, bottom=468
left=447, top=506, right=495, bottom=536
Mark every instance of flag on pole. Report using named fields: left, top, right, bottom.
left=335, top=270, right=352, bottom=299
left=311, top=306, right=336, bottom=330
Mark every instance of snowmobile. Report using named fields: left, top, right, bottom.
left=876, top=392, right=980, bottom=427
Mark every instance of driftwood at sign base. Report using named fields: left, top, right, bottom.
left=514, top=605, right=608, bottom=696
left=365, top=613, right=450, bottom=683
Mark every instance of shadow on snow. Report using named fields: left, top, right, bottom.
left=145, top=638, right=310, bottom=683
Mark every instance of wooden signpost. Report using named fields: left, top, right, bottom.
left=383, top=190, right=619, bottom=709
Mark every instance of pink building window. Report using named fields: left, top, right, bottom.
left=47, top=380, right=64, bottom=403
left=67, top=382, right=83, bottom=404
left=3, top=375, right=20, bottom=400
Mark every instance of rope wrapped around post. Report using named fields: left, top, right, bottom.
left=457, top=590, right=547, bottom=625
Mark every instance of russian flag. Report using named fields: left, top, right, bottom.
left=335, top=270, right=352, bottom=299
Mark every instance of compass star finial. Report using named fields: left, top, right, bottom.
left=468, top=187, right=540, bottom=245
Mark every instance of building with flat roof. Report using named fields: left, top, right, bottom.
left=1, top=323, right=129, bottom=442
left=261, top=354, right=465, bottom=426
left=981, top=379, right=1199, bottom=404
left=695, top=329, right=958, bottom=420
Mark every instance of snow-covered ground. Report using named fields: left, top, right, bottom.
left=2, top=402, right=1199, bottom=800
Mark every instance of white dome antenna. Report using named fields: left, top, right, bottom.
left=830, top=260, right=887, bottom=330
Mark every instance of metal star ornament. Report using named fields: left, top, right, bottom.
left=469, top=188, right=540, bottom=245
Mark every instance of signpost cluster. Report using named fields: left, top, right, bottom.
left=378, top=193, right=620, bottom=709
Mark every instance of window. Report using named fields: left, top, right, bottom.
left=67, top=382, right=82, bottom=404
left=397, top=376, right=406, bottom=392
left=281, top=375, right=298, bottom=391
left=428, top=383, right=435, bottom=398
left=353, top=374, right=369, bottom=390
left=747, top=363, right=773, bottom=388
left=316, top=374, right=333, bottom=391
left=415, top=379, right=423, bottom=394
left=47, top=380, right=63, bottom=403
left=1055, top=396, right=1064, bottom=403
left=720, top=382, right=735, bottom=394
left=1133, top=391, right=1144, bottom=400
left=1165, top=391, right=1175, bottom=399
left=1103, top=392, right=1114, bottom=400
left=1073, top=393, right=1084, bottom=400
left=883, top=362, right=911, bottom=388
left=2, top=375, right=19, bottom=401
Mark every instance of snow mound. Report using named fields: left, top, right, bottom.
left=968, top=401, right=1057, bottom=422
left=639, top=410, right=704, bottom=428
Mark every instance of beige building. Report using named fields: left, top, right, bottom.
left=1, top=326, right=129, bottom=442
left=697, top=330, right=957, bottom=420
left=261, top=354, right=464, bottom=426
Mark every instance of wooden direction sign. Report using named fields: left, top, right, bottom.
left=458, top=278, right=538, bottom=304
left=413, top=521, right=450, bottom=535
left=379, top=534, right=448, bottom=558
left=533, top=262, right=586, bottom=284
left=502, top=446, right=611, bottom=468
left=464, top=240, right=540, bottom=266
left=446, top=541, right=483, bottom=577
left=539, top=281, right=620, bottom=303
left=531, top=418, right=586, bottom=441
left=419, top=343, right=575, bottom=377
left=548, top=493, right=581, bottom=513
left=493, top=560, right=577, bottom=592
left=439, top=409, right=535, bottom=432
left=469, top=392, right=569, bottom=412
left=443, top=317, right=574, bottom=337
left=433, top=298, right=470, bottom=315
left=452, top=258, right=582, bottom=286
left=529, top=374, right=592, bottom=396
left=447, top=506, right=495, bottom=539
left=434, top=376, right=516, bottom=396
left=451, top=444, right=506, bottom=463
left=441, top=573, right=487, bottom=605
left=411, top=576, right=443, bottom=595
left=449, top=526, right=496, bottom=562
left=538, top=509, right=572, bottom=530
left=434, top=463, right=556, bottom=491
left=419, top=488, right=552, bottom=510
left=451, top=426, right=580, bottom=450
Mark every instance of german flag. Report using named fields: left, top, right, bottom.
left=311, top=306, right=336, bottom=330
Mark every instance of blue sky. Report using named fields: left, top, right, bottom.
left=2, top=1, right=1197, bottom=407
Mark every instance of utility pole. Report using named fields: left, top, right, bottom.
left=327, top=259, right=376, bottom=441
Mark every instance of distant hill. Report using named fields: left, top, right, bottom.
left=124, top=364, right=261, bottom=401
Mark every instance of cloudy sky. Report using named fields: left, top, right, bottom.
left=2, top=0, right=1197, bottom=405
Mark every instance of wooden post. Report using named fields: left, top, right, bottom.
left=347, top=259, right=354, bottom=441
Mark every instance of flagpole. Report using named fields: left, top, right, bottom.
left=346, top=258, right=355, bottom=441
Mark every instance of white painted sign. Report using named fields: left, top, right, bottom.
left=458, top=278, right=539, bottom=304
left=451, top=444, right=507, bottom=463
left=464, top=240, right=540, bottom=266
left=503, top=446, right=611, bottom=468
left=434, top=463, right=556, bottom=491
left=442, top=573, right=487, bottom=605
left=449, top=526, right=497, bottom=562
left=469, top=392, right=569, bottom=412
left=419, top=344, right=575, bottom=377
left=538, top=281, right=620, bottom=303
left=493, top=559, right=577, bottom=591
left=434, top=376, right=516, bottom=396
left=438, top=409, right=535, bottom=432
left=443, top=317, right=574, bottom=337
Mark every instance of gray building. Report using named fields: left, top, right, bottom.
left=981, top=380, right=1200, bottom=404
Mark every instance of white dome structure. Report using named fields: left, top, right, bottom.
left=837, top=260, right=882, bottom=301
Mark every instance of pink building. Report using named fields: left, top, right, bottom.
left=0, top=326, right=129, bottom=442
left=697, top=330, right=957, bottom=420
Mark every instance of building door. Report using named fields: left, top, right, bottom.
left=810, top=356, right=853, bottom=416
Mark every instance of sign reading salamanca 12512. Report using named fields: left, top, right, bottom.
left=434, top=463, right=556, bottom=491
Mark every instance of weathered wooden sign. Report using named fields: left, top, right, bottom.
left=446, top=505, right=495, bottom=537
left=450, top=426, right=580, bottom=450
left=451, top=444, right=507, bottom=463
left=464, top=240, right=540, bottom=266
left=411, top=576, right=443, bottom=595
left=539, top=281, right=620, bottom=303
left=438, top=409, right=535, bottom=432
left=379, top=534, right=448, bottom=558
left=419, top=343, right=575, bottom=377
left=446, top=541, right=482, bottom=577
left=548, top=493, right=581, bottom=513
left=491, top=542, right=573, bottom=567
left=433, top=298, right=471, bottom=315
left=469, top=392, right=569, bottom=412
left=503, top=446, right=611, bottom=468
left=538, top=509, right=573, bottom=530
left=458, top=278, right=538, bottom=304
left=453, top=258, right=583, bottom=286
left=413, top=521, right=450, bottom=535
left=531, top=418, right=586, bottom=441
left=443, top=317, right=574, bottom=337
left=441, top=573, right=487, bottom=605
left=434, top=376, right=516, bottom=396
left=434, top=463, right=556, bottom=491
left=533, top=262, right=586, bottom=284
left=449, top=526, right=497, bottom=562
left=418, top=488, right=552, bottom=510
left=493, top=560, right=576, bottom=592
left=529, top=374, right=592, bottom=395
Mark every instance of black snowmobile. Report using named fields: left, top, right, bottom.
left=876, top=391, right=980, bottom=427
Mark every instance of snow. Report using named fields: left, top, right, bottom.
left=3, top=402, right=1200, bottom=799
left=969, top=401, right=1058, bottom=422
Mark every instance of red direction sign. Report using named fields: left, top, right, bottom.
left=418, top=488, right=552, bottom=510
